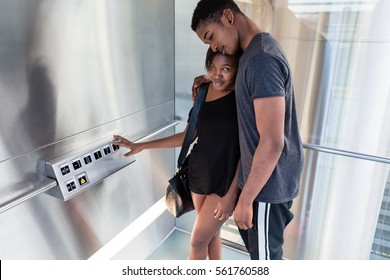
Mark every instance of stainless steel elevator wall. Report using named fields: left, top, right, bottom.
left=0, top=0, right=175, bottom=259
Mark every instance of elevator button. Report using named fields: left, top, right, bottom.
left=94, top=150, right=102, bottom=160
left=66, top=180, right=76, bottom=192
left=83, top=154, right=92, bottom=165
left=77, top=173, right=88, bottom=186
left=72, top=159, right=82, bottom=170
left=60, top=164, right=70, bottom=176
left=103, top=145, right=111, bottom=155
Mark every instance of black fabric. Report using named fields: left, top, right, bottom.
left=239, top=200, right=294, bottom=260
left=177, top=84, right=207, bottom=167
left=188, top=90, right=240, bottom=197
left=165, top=84, right=207, bottom=218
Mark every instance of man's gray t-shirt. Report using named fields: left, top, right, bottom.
left=235, top=33, right=304, bottom=204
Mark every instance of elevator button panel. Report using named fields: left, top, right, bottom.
left=44, top=133, right=135, bottom=201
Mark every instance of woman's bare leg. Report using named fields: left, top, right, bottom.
left=189, top=193, right=226, bottom=260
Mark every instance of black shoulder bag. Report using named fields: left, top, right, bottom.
left=165, top=84, right=208, bottom=218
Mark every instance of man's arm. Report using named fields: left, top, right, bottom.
left=234, top=96, right=285, bottom=229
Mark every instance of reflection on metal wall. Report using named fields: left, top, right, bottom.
left=371, top=174, right=390, bottom=259
left=273, top=0, right=390, bottom=259
left=0, top=0, right=175, bottom=259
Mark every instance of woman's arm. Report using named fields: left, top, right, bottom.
left=214, top=159, right=241, bottom=221
left=113, top=126, right=188, bottom=157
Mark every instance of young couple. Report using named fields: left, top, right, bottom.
left=115, top=0, right=303, bottom=260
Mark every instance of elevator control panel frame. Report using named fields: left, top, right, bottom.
left=44, top=133, right=135, bottom=201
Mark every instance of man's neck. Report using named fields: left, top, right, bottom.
left=236, top=14, right=262, bottom=50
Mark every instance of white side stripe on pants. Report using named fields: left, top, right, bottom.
left=257, top=202, right=271, bottom=260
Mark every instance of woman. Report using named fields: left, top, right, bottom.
left=113, top=48, right=240, bottom=260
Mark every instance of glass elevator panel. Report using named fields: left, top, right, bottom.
left=174, top=0, right=390, bottom=259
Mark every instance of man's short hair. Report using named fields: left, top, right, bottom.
left=191, top=0, right=242, bottom=31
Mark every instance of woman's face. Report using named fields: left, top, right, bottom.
left=207, top=53, right=238, bottom=91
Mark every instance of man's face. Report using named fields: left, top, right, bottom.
left=195, top=20, right=240, bottom=56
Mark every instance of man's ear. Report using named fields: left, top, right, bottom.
left=222, top=8, right=235, bottom=25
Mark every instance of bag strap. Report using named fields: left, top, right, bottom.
left=177, top=83, right=208, bottom=168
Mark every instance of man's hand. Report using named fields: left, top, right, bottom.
left=192, top=75, right=211, bottom=100
left=234, top=195, right=254, bottom=230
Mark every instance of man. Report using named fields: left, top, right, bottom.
left=191, top=0, right=304, bottom=260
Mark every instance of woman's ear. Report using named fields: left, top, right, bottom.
left=222, top=8, right=235, bottom=25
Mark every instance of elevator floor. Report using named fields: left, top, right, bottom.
left=147, top=229, right=250, bottom=260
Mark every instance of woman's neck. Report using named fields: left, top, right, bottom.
left=206, top=84, right=234, bottom=102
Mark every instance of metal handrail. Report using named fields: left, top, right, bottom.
left=1, top=129, right=387, bottom=214
left=0, top=121, right=180, bottom=214
left=135, top=121, right=180, bottom=142
left=0, top=179, right=58, bottom=214
left=303, top=143, right=390, bottom=165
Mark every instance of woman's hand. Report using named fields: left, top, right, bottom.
left=112, top=135, right=144, bottom=157
left=192, top=75, right=211, bottom=101
left=214, top=194, right=235, bottom=221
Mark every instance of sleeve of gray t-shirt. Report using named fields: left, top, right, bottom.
left=246, top=53, right=288, bottom=99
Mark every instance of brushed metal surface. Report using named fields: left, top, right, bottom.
left=0, top=0, right=174, bottom=162
left=0, top=0, right=175, bottom=259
